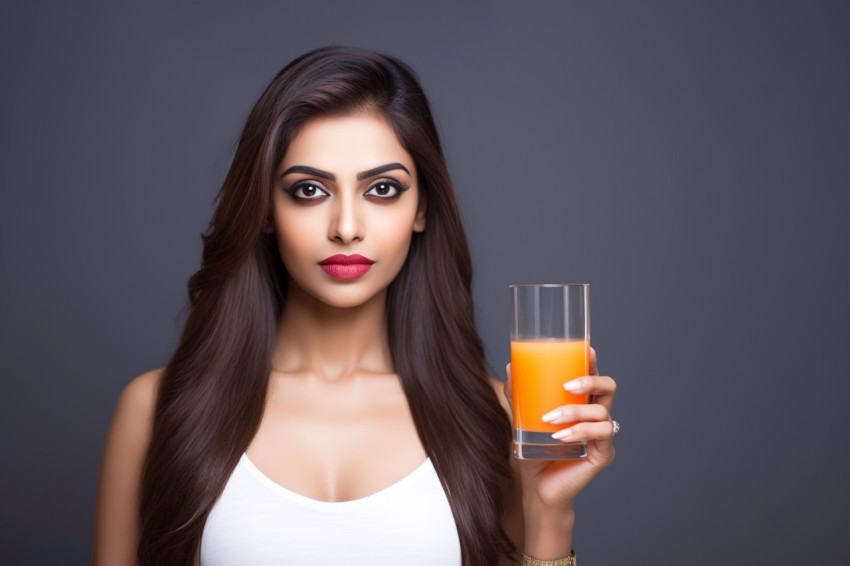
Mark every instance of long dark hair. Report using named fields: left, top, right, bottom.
left=139, top=46, right=513, bottom=565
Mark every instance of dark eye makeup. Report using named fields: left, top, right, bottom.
left=363, top=178, right=411, bottom=201
left=283, top=181, right=330, bottom=202
left=283, top=177, right=411, bottom=203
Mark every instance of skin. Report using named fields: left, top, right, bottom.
left=248, top=112, right=428, bottom=502
left=93, top=368, right=158, bottom=565
left=92, top=112, right=616, bottom=565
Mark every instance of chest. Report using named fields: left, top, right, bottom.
left=246, top=372, right=427, bottom=502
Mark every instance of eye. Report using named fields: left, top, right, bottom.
left=364, top=179, right=409, bottom=200
left=284, top=181, right=330, bottom=201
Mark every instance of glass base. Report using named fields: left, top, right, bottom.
left=513, top=429, right=587, bottom=460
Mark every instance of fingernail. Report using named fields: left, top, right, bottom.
left=552, top=428, right=573, bottom=440
left=541, top=409, right=561, bottom=423
left=563, top=379, right=582, bottom=392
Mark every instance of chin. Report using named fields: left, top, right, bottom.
left=305, top=283, right=387, bottom=310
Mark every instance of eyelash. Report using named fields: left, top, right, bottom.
left=283, top=181, right=329, bottom=201
left=283, top=178, right=411, bottom=203
left=364, top=179, right=410, bottom=200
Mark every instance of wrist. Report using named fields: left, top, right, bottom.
left=522, top=504, right=575, bottom=560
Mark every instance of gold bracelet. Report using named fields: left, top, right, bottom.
left=521, top=549, right=576, bottom=566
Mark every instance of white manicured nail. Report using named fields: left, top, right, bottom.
left=552, top=428, right=573, bottom=440
left=563, top=379, right=582, bottom=392
left=541, top=409, right=561, bottom=423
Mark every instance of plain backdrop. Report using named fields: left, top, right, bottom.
left=2, top=2, right=848, bottom=564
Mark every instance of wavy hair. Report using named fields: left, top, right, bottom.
left=138, top=46, right=513, bottom=565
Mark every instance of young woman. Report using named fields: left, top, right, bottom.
left=94, top=46, right=617, bottom=566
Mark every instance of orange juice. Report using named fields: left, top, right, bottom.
left=510, top=339, right=589, bottom=433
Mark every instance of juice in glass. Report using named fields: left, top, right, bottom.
left=510, top=283, right=589, bottom=459
left=510, top=339, right=589, bottom=434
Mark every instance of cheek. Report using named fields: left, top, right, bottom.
left=372, top=210, right=418, bottom=257
left=275, top=210, right=316, bottom=262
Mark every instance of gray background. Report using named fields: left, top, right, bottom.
left=2, top=1, right=848, bottom=564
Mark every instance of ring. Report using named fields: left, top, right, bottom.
left=611, top=420, right=620, bottom=436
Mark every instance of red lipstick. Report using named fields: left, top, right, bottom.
left=318, top=254, right=375, bottom=280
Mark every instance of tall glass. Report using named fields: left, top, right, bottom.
left=510, top=284, right=590, bottom=459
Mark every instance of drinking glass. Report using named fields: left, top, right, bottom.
left=510, top=284, right=590, bottom=459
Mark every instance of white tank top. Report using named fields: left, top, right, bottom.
left=199, top=454, right=462, bottom=565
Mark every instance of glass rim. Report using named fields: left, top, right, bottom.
left=509, top=283, right=589, bottom=288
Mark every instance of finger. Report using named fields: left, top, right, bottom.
left=541, top=403, right=609, bottom=425
left=551, top=419, right=616, bottom=442
left=562, top=375, right=616, bottom=396
left=589, top=347, right=598, bottom=376
left=504, top=363, right=513, bottom=402
left=562, top=375, right=616, bottom=411
left=586, top=432, right=616, bottom=468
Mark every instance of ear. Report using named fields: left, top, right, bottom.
left=413, top=193, right=427, bottom=233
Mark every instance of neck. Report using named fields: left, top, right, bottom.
left=272, top=282, right=393, bottom=381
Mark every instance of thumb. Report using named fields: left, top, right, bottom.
left=504, top=363, right=513, bottom=411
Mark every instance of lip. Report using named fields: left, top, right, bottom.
left=319, top=254, right=375, bottom=266
left=318, top=254, right=375, bottom=280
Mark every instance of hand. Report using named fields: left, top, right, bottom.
left=505, top=348, right=617, bottom=513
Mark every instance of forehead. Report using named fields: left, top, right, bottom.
left=279, top=112, right=414, bottom=174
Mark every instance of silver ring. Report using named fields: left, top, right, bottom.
left=611, top=420, right=620, bottom=436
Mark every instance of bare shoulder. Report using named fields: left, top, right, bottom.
left=116, top=369, right=162, bottom=420
left=105, top=369, right=161, bottom=449
left=99, top=368, right=162, bottom=484
left=93, top=368, right=163, bottom=566
left=102, top=368, right=162, bottom=463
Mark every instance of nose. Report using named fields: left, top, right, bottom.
left=328, top=191, right=363, bottom=244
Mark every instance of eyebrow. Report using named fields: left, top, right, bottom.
left=356, top=162, right=410, bottom=181
left=280, top=165, right=335, bottom=180
left=279, top=162, right=411, bottom=182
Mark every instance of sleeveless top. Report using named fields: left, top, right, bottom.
left=199, top=454, right=462, bottom=565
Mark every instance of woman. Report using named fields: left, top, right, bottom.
left=94, top=46, right=617, bottom=566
